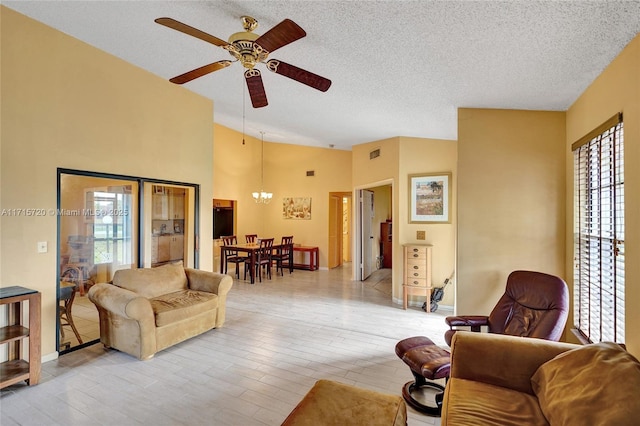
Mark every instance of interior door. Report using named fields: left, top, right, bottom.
left=328, top=195, right=342, bottom=268
left=360, top=189, right=374, bottom=280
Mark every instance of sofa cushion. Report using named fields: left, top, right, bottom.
left=443, top=378, right=548, bottom=426
left=113, top=262, right=188, bottom=299
left=531, top=342, right=640, bottom=425
left=150, top=289, right=218, bottom=327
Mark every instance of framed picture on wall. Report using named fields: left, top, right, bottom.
left=283, top=197, right=312, bottom=220
left=409, top=172, right=452, bottom=223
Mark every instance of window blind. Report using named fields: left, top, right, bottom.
left=573, top=113, right=624, bottom=344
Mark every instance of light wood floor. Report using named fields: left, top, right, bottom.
left=1, top=265, right=448, bottom=426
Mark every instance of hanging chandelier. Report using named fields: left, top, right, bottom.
left=252, top=131, right=273, bottom=204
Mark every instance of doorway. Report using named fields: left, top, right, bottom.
left=354, top=182, right=393, bottom=282
left=328, top=192, right=352, bottom=269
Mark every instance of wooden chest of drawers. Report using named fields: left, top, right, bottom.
left=402, top=244, right=432, bottom=310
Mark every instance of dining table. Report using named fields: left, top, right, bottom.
left=220, top=240, right=294, bottom=284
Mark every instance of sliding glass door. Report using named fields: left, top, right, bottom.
left=58, top=173, right=139, bottom=352
left=57, top=170, right=199, bottom=353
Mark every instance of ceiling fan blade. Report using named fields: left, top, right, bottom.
left=266, top=59, right=331, bottom=92
left=255, top=19, right=306, bottom=53
left=155, top=17, right=230, bottom=48
left=244, top=69, right=268, bottom=108
left=169, top=60, right=232, bottom=84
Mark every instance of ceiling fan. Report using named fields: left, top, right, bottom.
left=155, top=16, right=332, bottom=108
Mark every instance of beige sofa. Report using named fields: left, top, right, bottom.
left=442, top=332, right=640, bottom=425
left=88, top=261, right=232, bottom=360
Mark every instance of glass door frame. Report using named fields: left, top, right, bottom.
left=56, top=168, right=200, bottom=353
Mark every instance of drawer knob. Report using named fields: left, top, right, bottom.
left=413, top=273, right=419, bottom=276
left=412, top=254, right=419, bottom=257
left=413, top=281, right=419, bottom=285
left=413, top=265, right=419, bottom=269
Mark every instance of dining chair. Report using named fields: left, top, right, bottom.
left=59, top=281, right=83, bottom=348
left=245, top=234, right=258, bottom=244
left=221, top=235, right=243, bottom=278
left=273, top=236, right=294, bottom=276
left=244, top=238, right=274, bottom=282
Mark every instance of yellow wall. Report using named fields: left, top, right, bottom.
left=566, top=34, right=639, bottom=356
left=353, top=137, right=457, bottom=307
left=399, top=137, right=457, bottom=307
left=352, top=138, right=400, bottom=290
left=457, top=109, right=566, bottom=315
left=1, top=7, right=215, bottom=358
left=213, top=123, right=352, bottom=267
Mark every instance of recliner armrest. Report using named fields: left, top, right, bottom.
left=449, top=332, right=578, bottom=395
left=445, top=315, right=489, bottom=328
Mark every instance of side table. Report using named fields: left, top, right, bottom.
left=293, top=245, right=319, bottom=271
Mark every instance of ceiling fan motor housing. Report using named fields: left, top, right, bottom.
left=226, top=17, right=267, bottom=69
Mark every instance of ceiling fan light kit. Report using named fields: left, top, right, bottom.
left=253, top=131, right=273, bottom=204
left=155, top=15, right=331, bottom=108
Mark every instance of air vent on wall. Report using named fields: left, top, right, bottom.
left=370, top=148, right=381, bottom=159
left=306, top=170, right=315, bottom=177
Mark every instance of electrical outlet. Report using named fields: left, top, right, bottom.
left=417, top=231, right=426, bottom=240
left=37, top=241, right=48, bottom=253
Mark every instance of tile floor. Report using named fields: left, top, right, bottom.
left=1, top=264, right=449, bottom=425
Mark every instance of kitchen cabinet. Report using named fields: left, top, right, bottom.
left=170, top=235, right=184, bottom=261
left=152, top=187, right=185, bottom=220
left=170, top=191, right=184, bottom=219
left=152, top=190, right=169, bottom=220
left=213, top=199, right=233, bottom=208
left=155, top=234, right=183, bottom=264
left=157, top=236, right=171, bottom=263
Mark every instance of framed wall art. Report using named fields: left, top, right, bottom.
left=283, top=197, right=312, bottom=220
left=408, top=172, right=451, bottom=223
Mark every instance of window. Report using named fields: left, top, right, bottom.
left=86, top=187, right=133, bottom=265
left=572, top=113, right=624, bottom=344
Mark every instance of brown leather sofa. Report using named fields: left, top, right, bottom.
left=442, top=332, right=640, bottom=425
left=88, top=261, right=232, bottom=360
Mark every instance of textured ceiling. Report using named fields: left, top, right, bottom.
left=4, top=1, right=640, bottom=149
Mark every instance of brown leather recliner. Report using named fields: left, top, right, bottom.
left=396, top=270, right=569, bottom=416
left=444, top=270, right=569, bottom=346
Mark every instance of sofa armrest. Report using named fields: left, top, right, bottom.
left=88, top=283, right=157, bottom=360
left=88, top=283, right=153, bottom=321
left=185, top=268, right=233, bottom=296
left=449, top=332, right=579, bottom=395
left=185, top=268, right=233, bottom=328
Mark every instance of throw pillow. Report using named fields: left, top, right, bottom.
left=531, top=342, right=640, bottom=425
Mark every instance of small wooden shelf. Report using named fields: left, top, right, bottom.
left=0, top=286, right=41, bottom=389
left=0, top=325, right=30, bottom=343
left=0, top=359, right=31, bottom=388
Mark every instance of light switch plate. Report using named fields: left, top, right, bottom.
left=417, top=231, right=426, bottom=240
left=37, top=241, right=48, bottom=253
